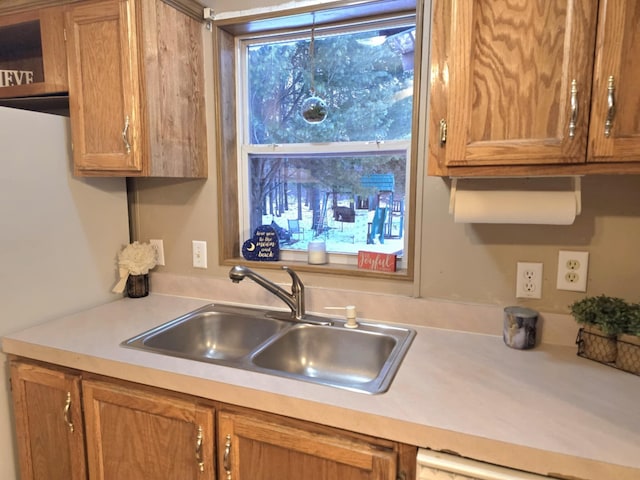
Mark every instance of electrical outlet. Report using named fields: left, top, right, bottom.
left=516, top=262, right=543, bottom=299
left=556, top=250, right=589, bottom=292
left=149, top=239, right=165, bottom=266
left=192, top=240, right=207, bottom=268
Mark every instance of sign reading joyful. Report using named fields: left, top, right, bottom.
left=0, top=70, right=34, bottom=87
left=357, top=251, right=397, bottom=272
left=242, top=225, right=280, bottom=261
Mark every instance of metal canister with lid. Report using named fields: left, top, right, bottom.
left=503, top=306, right=539, bottom=350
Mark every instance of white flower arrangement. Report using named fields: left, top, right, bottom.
left=112, top=241, right=158, bottom=293
left=118, top=241, right=158, bottom=275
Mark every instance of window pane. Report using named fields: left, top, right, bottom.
left=249, top=152, right=407, bottom=256
left=242, top=16, right=415, bottom=264
left=247, top=24, right=415, bottom=144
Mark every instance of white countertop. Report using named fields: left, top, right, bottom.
left=3, top=294, right=639, bottom=480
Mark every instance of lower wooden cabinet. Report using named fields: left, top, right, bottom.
left=218, top=408, right=413, bottom=480
left=9, top=359, right=416, bottom=480
left=9, top=361, right=86, bottom=480
left=82, top=378, right=215, bottom=480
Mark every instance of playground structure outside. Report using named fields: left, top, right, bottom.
left=262, top=196, right=404, bottom=256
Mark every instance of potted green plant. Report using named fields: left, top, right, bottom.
left=615, top=302, right=640, bottom=374
left=570, top=295, right=630, bottom=363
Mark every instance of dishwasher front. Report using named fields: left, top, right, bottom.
left=417, top=449, right=550, bottom=480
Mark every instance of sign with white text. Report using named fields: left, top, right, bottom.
left=0, top=70, right=34, bottom=87
left=242, top=225, right=280, bottom=261
left=357, top=251, right=397, bottom=272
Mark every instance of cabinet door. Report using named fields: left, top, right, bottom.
left=82, top=379, right=214, bottom=480
left=0, top=6, right=67, bottom=98
left=65, top=0, right=143, bottom=175
left=428, top=0, right=599, bottom=175
left=588, top=0, right=640, bottom=162
left=9, top=361, right=87, bottom=480
left=218, top=410, right=397, bottom=480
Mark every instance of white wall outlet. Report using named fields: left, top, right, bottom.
left=516, top=262, right=543, bottom=299
left=556, top=250, right=589, bottom=292
left=149, top=239, right=165, bottom=266
left=192, top=240, right=207, bottom=268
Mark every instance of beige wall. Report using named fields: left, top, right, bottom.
left=0, top=109, right=129, bottom=480
left=132, top=0, right=640, bottom=315
left=419, top=174, right=640, bottom=311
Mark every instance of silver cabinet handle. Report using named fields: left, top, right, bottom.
left=223, top=434, right=232, bottom=480
left=195, top=426, right=204, bottom=473
left=122, top=115, right=131, bottom=153
left=569, top=79, right=578, bottom=139
left=63, top=392, right=74, bottom=432
left=605, top=75, right=616, bottom=137
left=439, top=118, right=447, bottom=146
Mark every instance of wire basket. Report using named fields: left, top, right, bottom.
left=576, top=328, right=640, bottom=376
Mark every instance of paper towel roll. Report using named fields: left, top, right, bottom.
left=453, top=190, right=577, bottom=224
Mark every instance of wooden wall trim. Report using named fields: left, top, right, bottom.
left=0, top=0, right=204, bottom=22
left=160, top=0, right=203, bottom=21
left=0, top=0, right=80, bottom=15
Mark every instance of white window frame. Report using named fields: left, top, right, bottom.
left=234, top=18, right=415, bottom=269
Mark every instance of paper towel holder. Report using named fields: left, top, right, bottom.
left=448, top=176, right=582, bottom=216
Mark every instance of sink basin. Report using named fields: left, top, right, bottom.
left=252, top=325, right=401, bottom=389
left=122, top=304, right=415, bottom=394
left=124, top=304, right=287, bottom=361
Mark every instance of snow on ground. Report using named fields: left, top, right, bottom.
left=263, top=200, right=404, bottom=255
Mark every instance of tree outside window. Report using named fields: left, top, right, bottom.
left=241, top=19, right=415, bottom=258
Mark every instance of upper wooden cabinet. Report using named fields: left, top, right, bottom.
left=587, top=1, right=640, bottom=164
left=0, top=6, right=68, bottom=98
left=65, top=0, right=207, bottom=177
left=9, top=361, right=87, bottom=480
left=428, top=0, right=640, bottom=176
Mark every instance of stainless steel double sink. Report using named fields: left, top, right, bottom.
left=122, top=303, right=415, bottom=394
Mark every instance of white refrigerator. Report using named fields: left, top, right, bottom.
left=0, top=106, right=130, bottom=479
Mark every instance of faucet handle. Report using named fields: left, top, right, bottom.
left=282, top=266, right=303, bottom=291
left=280, top=266, right=305, bottom=319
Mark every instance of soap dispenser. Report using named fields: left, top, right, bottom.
left=344, top=305, right=358, bottom=329
left=325, top=305, right=358, bottom=328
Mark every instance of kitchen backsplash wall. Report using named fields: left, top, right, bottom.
left=150, top=271, right=579, bottom=346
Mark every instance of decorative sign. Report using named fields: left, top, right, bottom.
left=0, top=70, right=34, bottom=88
left=357, top=251, right=397, bottom=272
left=242, top=225, right=280, bottom=261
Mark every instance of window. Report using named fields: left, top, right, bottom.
left=214, top=2, right=420, bottom=277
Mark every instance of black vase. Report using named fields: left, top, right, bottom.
left=126, top=274, right=149, bottom=298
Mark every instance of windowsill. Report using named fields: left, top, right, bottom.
left=220, top=256, right=412, bottom=280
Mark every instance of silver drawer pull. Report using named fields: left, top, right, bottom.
left=604, top=76, right=616, bottom=138
left=195, top=426, right=204, bottom=472
left=223, top=434, right=232, bottom=479
left=568, top=79, right=578, bottom=139
left=63, top=392, right=74, bottom=432
left=122, top=115, right=131, bottom=153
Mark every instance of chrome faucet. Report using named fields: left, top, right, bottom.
left=229, top=265, right=306, bottom=320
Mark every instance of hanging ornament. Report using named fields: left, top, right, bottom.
left=301, top=18, right=328, bottom=124
left=301, top=95, right=327, bottom=124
